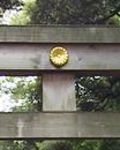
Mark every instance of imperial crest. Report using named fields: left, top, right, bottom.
left=49, top=46, right=69, bottom=67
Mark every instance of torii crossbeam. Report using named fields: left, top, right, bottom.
left=0, top=26, right=120, bottom=139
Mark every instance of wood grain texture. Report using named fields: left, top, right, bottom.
left=0, top=26, right=120, bottom=43
left=43, top=73, right=76, bottom=111
left=0, top=43, right=120, bottom=70
left=0, top=112, right=119, bottom=139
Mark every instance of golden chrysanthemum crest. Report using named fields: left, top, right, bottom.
left=49, top=46, right=69, bottom=67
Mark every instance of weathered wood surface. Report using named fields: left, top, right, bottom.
left=0, top=26, right=120, bottom=43
left=0, top=44, right=120, bottom=70
left=43, top=73, right=76, bottom=111
left=0, top=112, right=119, bottom=139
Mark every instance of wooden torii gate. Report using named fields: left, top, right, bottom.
left=0, top=26, right=120, bottom=139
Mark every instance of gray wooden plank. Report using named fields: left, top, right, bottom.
left=0, top=112, right=119, bottom=139
left=0, top=26, right=120, bottom=43
left=0, top=43, right=120, bottom=70
left=43, top=73, right=76, bottom=111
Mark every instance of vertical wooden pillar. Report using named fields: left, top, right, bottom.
left=43, top=73, right=76, bottom=111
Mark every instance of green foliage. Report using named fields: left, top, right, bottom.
left=10, top=0, right=36, bottom=25
left=0, top=0, right=22, bottom=19
left=0, top=140, right=39, bottom=150
left=71, top=140, right=101, bottom=150
left=7, top=0, right=120, bottom=25
left=0, top=0, right=22, bottom=11
left=99, top=139, right=120, bottom=150
left=76, top=76, right=120, bottom=111
left=71, top=139, right=120, bottom=150
left=0, top=76, right=42, bottom=112
left=1, top=140, right=120, bottom=150
left=107, top=15, right=120, bottom=25
left=37, top=141, right=72, bottom=150
left=11, top=76, right=42, bottom=112
left=30, top=0, right=120, bottom=24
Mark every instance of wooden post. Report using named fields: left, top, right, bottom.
left=43, top=73, right=76, bottom=111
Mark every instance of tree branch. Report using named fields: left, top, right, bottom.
left=117, top=12, right=120, bottom=17
left=95, top=5, right=120, bottom=24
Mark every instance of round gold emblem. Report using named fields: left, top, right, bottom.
left=49, top=46, right=69, bottom=67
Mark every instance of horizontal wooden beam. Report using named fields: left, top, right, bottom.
left=0, top=26, right=120, bottom=43
left=0, top=112, right=119, bottom=139
left=0, top=43, right=120, bottom=71
left=0, top=70, right=120, bottom=76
